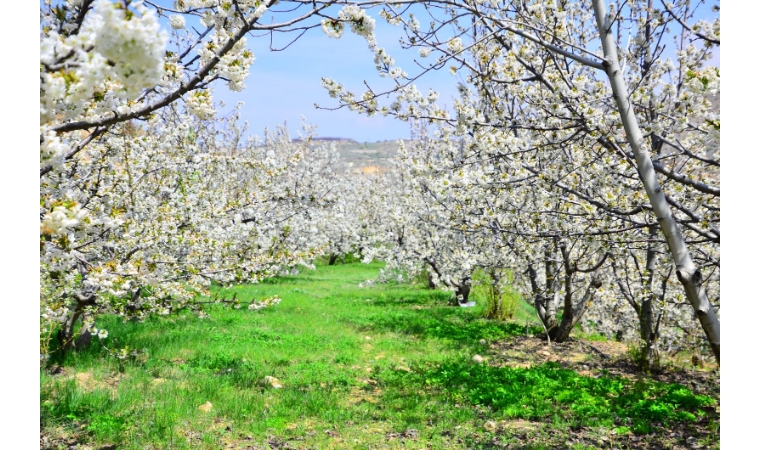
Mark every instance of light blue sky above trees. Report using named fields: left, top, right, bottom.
left=168, top=1, right=719, bottom=142
left=212, top=7, right=458, bottom=142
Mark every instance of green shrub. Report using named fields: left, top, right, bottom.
left=471, top=268, right=520, bottom=320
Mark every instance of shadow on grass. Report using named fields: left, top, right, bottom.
left=255, top=275, right=309, bottom=285
left=43, top=308, right=262, bottom=369
left=367, top=288, right=453, bottom=307
left=379, top=359, right=717, bottom=436
left=346, top=307, right=539, bottom=347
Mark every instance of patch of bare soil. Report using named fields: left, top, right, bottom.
left=472, top=423, right=720, bottom=450
left=385, top=428, right=419, bottom=442
left=344, top=383, right=382, bottom=406
left=40, top=427, right=84, bottom=450
left=40, top=426, right=116, bottom=450
left=66, top=371, right=125, bottom=398
left=220, top=434, right=299, bottom=450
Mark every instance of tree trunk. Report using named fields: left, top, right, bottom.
left=639, top=227, right=662, bottom=372
left=455, top=279, right=472, bottom=305
left=427, top=271, right=438, bottom=289
left=530, top=247, right=607, bottom=343
left=58, top=301, right=89, bottom=354
left=57, top=289, right=97, bottom=355
left=328, top=253, right=338, bottom=266
left=592, top=0, right=720, bottom=363
left=550, top=278, right=603, bottom=342
left=58, top=306, right=84, bottom=354
left=75, top=330, right=93, bottom=351
left=638, top=296, right=661, bottom=372
left=529, top=245, right=562, bottom=334
left=528, top=263, right=558, bottom=335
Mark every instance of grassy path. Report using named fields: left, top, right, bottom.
left=41, top=262, right=719, bottom=449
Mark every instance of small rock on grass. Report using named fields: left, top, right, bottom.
left=484, top=420, right=498, bottom=432
left=264, top=376, right=283, bottom=389
left=472, top=355, right=485, bottom=364
left=198, top=401, right=213, bottom=413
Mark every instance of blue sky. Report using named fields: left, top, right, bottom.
left=210, top=6, right=458, bottom=142
left=167, top=2, right=719, bottom=143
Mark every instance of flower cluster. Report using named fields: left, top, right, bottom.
left=40, top=203, right=88, bottom=236
left=169, top=15, right=186, bottom=30
left=91, top=0, right=167, bottom=97
left=248, top=295, right=282, bottom=310
left=185, top=90, right=216, bottom=119
left=339, top=5, right=376, bottom=38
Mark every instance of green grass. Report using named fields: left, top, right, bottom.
left=385, top=361, right=714, bottom=434
left=41, top=262, right=718, bottom=449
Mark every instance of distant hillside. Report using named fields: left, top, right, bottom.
left=292, top=137, right=358, bottom=144
left=298, top=138, right=411, bottom=173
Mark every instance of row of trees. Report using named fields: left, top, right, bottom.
left=40, top=102, right=351, bottom=353
left=40, top=1, right=719, bottom=370
left=39, top=0, right=391, bottom=355
left=323, top=0, right=719, bottom=369
left=352, top=121, right=714, bottom=371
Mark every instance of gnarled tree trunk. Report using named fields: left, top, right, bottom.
left=454, top=278, right=472, bottom=306
left=427, top=270, right=438, bottom=289
left=529, top=243, right=608, bottom=343
left=57, top=290, right=97, bottom=354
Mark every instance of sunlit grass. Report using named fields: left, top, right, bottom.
left=41, top=261, right=718, bottom=449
